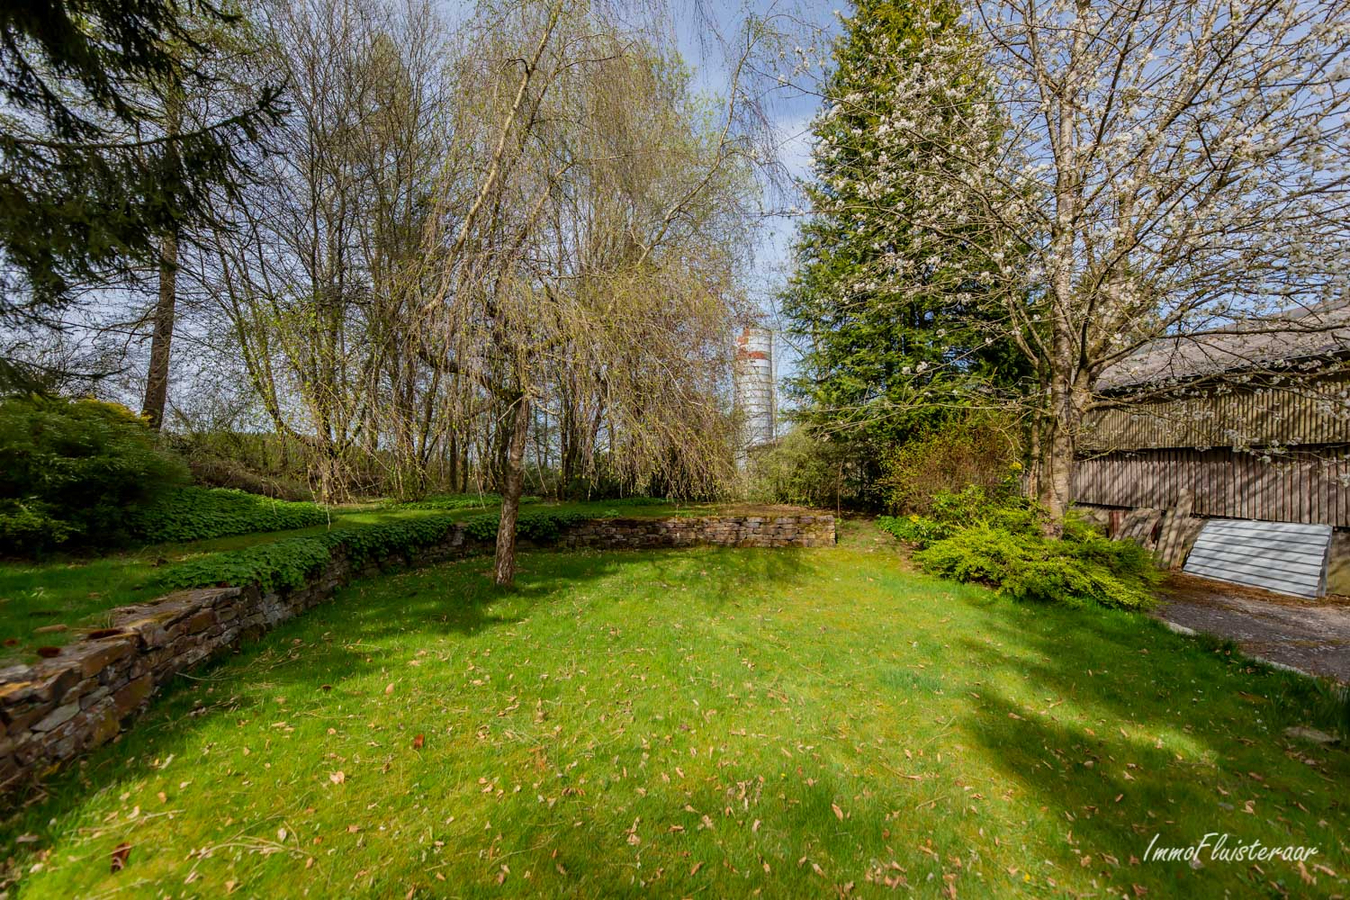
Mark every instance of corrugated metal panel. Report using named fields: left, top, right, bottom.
left=1073, top=448, right=1350, bottom=527
left=1183, top=518, right=1331, bottom=598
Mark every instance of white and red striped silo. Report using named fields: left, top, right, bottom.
left=734, top=326, right=775, bottom=460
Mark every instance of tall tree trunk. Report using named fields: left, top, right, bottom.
left=141, top=229, right=178, bottom=429
left=494, top=394, right=531, bottom=586
left=1038, top=361, right=1091, bottom=533
left=447, top=432, right=459, bottom=494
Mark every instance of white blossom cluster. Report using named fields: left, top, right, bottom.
left=804, top=0, right=1350, bottom=510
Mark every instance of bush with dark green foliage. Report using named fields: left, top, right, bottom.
left=877, top=484, right=1037, bottom=544
left=879, top=485, right=1159, bottom=610
left=126, top=486, right=329, bottom=544
left=461, top=510, right=599, bottom=543
left=0, top=396, right=189, bottom=553
left=159, top=510, right=608, bottom=594
left=913, top=524, right=1159, bottom=610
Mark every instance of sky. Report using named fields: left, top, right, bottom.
left=668, top=0, right=843, bottom=383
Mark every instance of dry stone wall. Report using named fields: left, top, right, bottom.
left=0, top=513, right=832, bottom=802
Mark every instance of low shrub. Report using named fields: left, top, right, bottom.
left=878, top=415, right=1020, bottom=514
left=876, top=513, right=952, bottom=546
left=743, top=428, right=864, bottom=510
left=913, top=524, right=1159, bottom=610
left=0, top=395, right=189, bottom=554
left=880, top=485, right=1160, bottom=610
left=0, top=503, right=79, bottom=551
left=162, top=531, right=342, bottom=594
left=461, top=510, right=598, bottom=543
left=877, top=484, right=1038, bottom=545
left=126, top=486, right=330, bottom=544
left=160, top=512, right=464, bottom=594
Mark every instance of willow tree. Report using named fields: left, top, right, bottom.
left=417, top=0, right=756, bottom=585
left=804, top=0, right=1350, bottom=525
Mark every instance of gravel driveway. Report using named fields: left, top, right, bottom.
left=1158, top=573, right=1350, bottom=681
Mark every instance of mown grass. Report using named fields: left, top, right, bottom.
left=0, top=498, right=704, bottom=661
left=1, top=522, right=1346, bottom=897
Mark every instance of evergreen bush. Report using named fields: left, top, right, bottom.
left=879, top=485, right=1160, bottom=610
left=0, top=396, right=188, bottom=554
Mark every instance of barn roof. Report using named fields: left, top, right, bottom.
left=1096, top=301, right=1350, bottom=391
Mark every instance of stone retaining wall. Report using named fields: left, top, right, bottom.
left=560, top=514, right=835, bottom=550
left=0, top=513, right=832, bottom=802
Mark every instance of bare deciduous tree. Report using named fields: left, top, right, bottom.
left=803, top=0, right=1350, bottom=526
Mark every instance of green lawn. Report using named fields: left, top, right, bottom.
left=0, top=499, right=703, bottom=662
left=1, top=522, right=1346, bottom=897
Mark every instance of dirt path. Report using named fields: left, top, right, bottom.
left=1158, top=573, right=1350, bottom=681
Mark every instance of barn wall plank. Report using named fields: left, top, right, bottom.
left=1073, top=447, right=1350, bottom=527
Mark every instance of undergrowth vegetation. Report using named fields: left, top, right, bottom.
left=159, top=510, right=606, bottom=594
left=879, top=485, right=1159, bottom=609
left=389, top=493, right=506, bottom=511
left=125, top=487, right=329, bottom=543
left=877, top=415, right=1020, bottom=514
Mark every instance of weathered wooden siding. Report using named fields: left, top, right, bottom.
left=1073, top=448, right=1350, bottom=527
left=1080, top=378, right=1350, bottom=452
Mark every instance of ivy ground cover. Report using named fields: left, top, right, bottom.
left=2, top=523, right=1347, bottom=897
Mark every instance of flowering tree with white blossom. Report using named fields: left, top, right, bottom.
left=806, top=0, right=1350, bottom=527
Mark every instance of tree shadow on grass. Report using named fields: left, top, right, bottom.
left=1, top=545, right=810, bottom=840
left=946, top=603, right=1350, bottom=895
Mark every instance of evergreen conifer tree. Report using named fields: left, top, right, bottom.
left=0, top=0, right=282, bottom=323
left=783, top=0, right=1022, bottom=461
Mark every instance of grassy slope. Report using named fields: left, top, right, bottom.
left=1, top=522, right=1346, bottom=897
left=0, top=500, right=701, bottom=660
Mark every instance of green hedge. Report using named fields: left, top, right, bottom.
left=162, top=531, right=342, bottom=594
left=392, top=493, right=505, bottom=511
left=159, top=510, right=604, bottom=594
left=461, top=510, right=598, bottom=542
left=127, top=486, right=330, bottom=544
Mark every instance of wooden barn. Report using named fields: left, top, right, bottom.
left=1073, top=301, right=1350, bottom=596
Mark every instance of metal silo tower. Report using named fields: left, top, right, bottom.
left=734, top=326, right=775, bottom=462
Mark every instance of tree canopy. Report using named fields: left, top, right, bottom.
left=0, top=0, right=282, bottom=318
